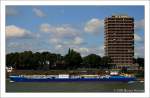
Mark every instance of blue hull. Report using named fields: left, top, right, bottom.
left=9, top=76, right=136, bottom=82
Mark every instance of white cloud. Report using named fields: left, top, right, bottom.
left=77, top=47, right=89, bottom=53
left=49, top=38, right=61, bottom=44
left=40, top=23, right=79, bottom=38
left=33, top=8, right=46, bottom=17
left=135, top=19, right=144, bottom=30
left=49, top=36, right=85, bottom=50
left=6, top=41, right=34, bottom=53
left=97, top=46, right=104, bottom=56
left=135, top=46, right=144, bottom=58
left=84, top=18, right=103, bottom=34
left=54, top=26, right=76, bottom=38
left=40, top=23, right=53, bottom=33
left=73, top=37, right=84, bottom=45
left=134, top=33, right=142, bottom=42
left=6, top=25, right=30, bottom=37
left=134, top=19, right=144, bottom=58
left=55, top=44, right=63, bottom=49
left=74, top=47, right=89, bottom=56
left=7, top=42, right=19, bottom=48
left=73, top=45, right=104, bottom=57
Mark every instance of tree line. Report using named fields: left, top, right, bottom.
left=6, top=48, right=144, bottom=70
left=6, top=49, right=113, bottom=70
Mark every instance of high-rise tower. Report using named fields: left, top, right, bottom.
left=104, top=15, right=134, bottom=68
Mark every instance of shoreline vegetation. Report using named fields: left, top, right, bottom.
left=6, top=49, right=144, bottom=80
left=6, top=49, right=113, bottom=70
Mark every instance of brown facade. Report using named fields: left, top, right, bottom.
left=104, top=15, right=134, bottom=67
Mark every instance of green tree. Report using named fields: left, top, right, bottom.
left=64, top=48, right=82, bottom=69
left=101, top=56, right=112, bottom=69
left=137, top=58, right=144, bottom=67
left=82, top=54, right=101, bottom=68
left=6, top=52, right=19, bottom=68
left=41, top=52, right=55, bottom=70
left=19, top=51, right=34, bottom=69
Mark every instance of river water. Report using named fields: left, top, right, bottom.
left=6, top=80, right=144, bottom=92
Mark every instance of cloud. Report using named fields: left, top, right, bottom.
left=84, top=18, right=103, bottom=34
left=6, top=25, right=38, bottom=39
left=73, top=37, right=84, bottom=45
left=6, top=7, right=18, bottom=16
left=7, top=42, right=19, bottom=48
left=55, top=44, right=63, bottom=49
left=98, top=46, right=104, bottom=56
left=40, top=23, right=79, bottom=39
left=49, top=36, right=85, bottom=50
left=134, top=33, right=142, bottom=42
left=6, top=41, right=35, bottom=53
left=49, top=38, right=61, bottom=44
left=134, top=19, right=144, bottom=58
left=6, top=25, right=30, bottom=38
left=73, top=45, right=104, bottom=57
left=49, top=35, right=86, bottom=55
left=135, top=19, right=144, bottom=30
left=40, top=23, right=51, bottom=33
left=134, top=46, right=144, bottom=58
left=33, top=8, right=46, bottom=17
left=74, top=47, right=89, bottom=53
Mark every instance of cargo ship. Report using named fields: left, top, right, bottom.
left=9, top=73, right=136, bottom=82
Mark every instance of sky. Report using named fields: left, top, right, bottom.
left=6, top=6, right=144, bottom=58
